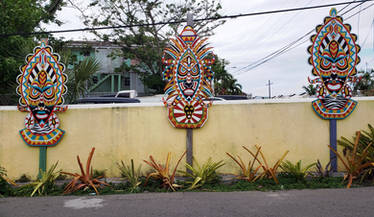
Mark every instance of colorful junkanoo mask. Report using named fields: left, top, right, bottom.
left=308, top=8, right=360, bottom=119
left=162, top=25, right=215, bottom=128
left=17, top=39, right=68, bottom=146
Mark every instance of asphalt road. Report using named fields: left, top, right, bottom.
left=1, top=187, right=374, bottom=217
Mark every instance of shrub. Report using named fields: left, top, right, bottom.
left=280, top=160, right=316, bottom=181
left=180, top=157, right=224, bottom=189
left=144, top=151, right=186, bottom=191
left=117, top=159, right=142, bottom=192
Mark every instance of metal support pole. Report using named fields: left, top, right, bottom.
left=329, top=119, right=337, bottom=172
left=111, top=74, right=115, bottom=93
left=38, top=147, right=47, bottom=179
left=186, top=128, right=193, bottom=173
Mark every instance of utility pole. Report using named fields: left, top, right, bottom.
left=266, top=80, right=273, bottom=99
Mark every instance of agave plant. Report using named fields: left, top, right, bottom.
left=180, top=157, right=224, bottom=189
left=30, top=161, right=60, bottom=197
left=315, top=159, right=333, bottom=178
left=330, top=131, right=374, bottom=188
left=226, top=146, right=262, bottom=182
left=143, top=151, right=186, bottom=191
left=338, top=124, right=374, bottom=181
left=61, top=148, right=109, bottom=194
left=280, top=160, right=316, bottom=181
left=117, top=159, right=142, bottom=192
left=252, top=145, right=289, bottom=184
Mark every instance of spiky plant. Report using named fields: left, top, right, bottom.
left=180, top=157, right=224, bottom=189
left=62, top=148, right=109, bottom=194
left=226, top=146, right=262, bottom=182
left=280, top=160, right=316, bottom=181
left=330, top=131, right=374, bottom=188
left=117, top=159, right=142, bottom=192
left=30, top=161, right=60, bottom=197
left=144, top=151, right=186, bottom=191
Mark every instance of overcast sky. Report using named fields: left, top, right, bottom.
left=45, top=0, right=374, bottom=97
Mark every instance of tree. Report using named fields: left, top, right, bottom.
left=65, top=56, right=101, bottom=103
left=353, top=69, right=374, bottom=96
left=302, top=84, right=317, bottom=96
left=83, top=0, right=225, bottom=94
left=0, top=0, right=64, bottom=104
left=211, top=58, right=243, bottom=95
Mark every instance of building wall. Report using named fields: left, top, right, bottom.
left=1, top=98, right=373, bottom=179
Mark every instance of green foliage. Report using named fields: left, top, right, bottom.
left=332, top=131, right=374, bottom=188
left=144, top=151, right=186, bottom=191
left=280, top=160, right=316, bottom=181
left=30, top=162, right=60, bottom=197
left=338, top=124, right=374, bottom=163
left=64, top=56, right=101, bottom=103
left=338, top=124, right=374, bottom=182
left=226, top=146, right=262, bottom=182
left=353, top=69, right=374, bottom=96
left=212, top=58, right=243, bottom=95
left=84, top=0, right=225, bottom=94
left=92, top=169, right=106, bottom=179
left=15, top=174, right=31, bottom=183
left=315, top=160, right=333, bottom=178
left=0, top=0, right=64, bottom=104
left=302, top=84, right=317, bottom=96
left=0, top=166, right=12, bottom=197
left=180, top=158, right=224, bottom=189
left=117, top=159, right=142, bottom=192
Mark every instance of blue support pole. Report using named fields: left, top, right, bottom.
left=329, top=119, right=337, bottom=172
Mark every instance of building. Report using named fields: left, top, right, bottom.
left=66, top=41, right=146, bottom=96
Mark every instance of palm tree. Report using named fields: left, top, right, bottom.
left=212, top=58, right=243, bottom=95
left=302, top=84, right=317, bottom=96
left=64, top=55, right=101, bottom=103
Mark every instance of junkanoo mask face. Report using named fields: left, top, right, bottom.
left=308, top=8, right=360, bottom=119
left=162, top=26, right=215, bottom=128
left=17, top=39, right=68, bottom=146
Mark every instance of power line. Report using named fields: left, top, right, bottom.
left=234, top=0, right=374, bottom=75
left=0, top=0, right=372, bottom=38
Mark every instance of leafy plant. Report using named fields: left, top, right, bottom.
left=338, top=124, right=374, bottom=162
left=117, top=159, right=142, bottom=192
left=280, top=160, right=316, bottom=181
left=143, top=151, right=186, bottom=191
left=315, top=160, right=333, bottom=178
left=61, top=148, right=109, bottom=195
left=252, top=145, right=289, bottom=184
left=226, top=146, right=262, bottom=182
left=180, top=158, right=224, bottom=189
left=338, top=124, right=374, bottom=181
left=330, top=131, right=374, bottom=188
left=15, top=174, right=31, bottom=183
left=92, top=169, right=106, bottom=179
left=30, top=161, right=60, bottom=197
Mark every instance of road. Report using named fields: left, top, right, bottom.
left=1, top=187, right=373, bottom=217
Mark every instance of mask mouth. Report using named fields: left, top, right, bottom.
left=32, top=107, right=51, bottom=120
left=326, top=82, right=342, bottom=92
left=183, top=88, right=194, bottom=96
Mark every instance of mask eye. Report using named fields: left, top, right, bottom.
left=178, top=64, right=188, bottom=76
left=190, top=64, right=199, bottom=76
left=44, top=87, right=55, bottom=100
left=30, top=86, right=41, bottom=99
left=320, top=57, right=332, bottom=70
left=336, top=58, right=347, bottom=70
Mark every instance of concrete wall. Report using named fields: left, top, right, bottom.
left=1, top=97, right=373, bottom=179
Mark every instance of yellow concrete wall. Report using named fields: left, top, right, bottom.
left=0, top=98, right=373, bottom=179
